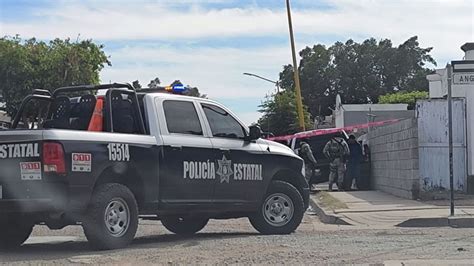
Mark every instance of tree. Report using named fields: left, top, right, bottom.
left=147, top=77, right=161, bottom=88
left=258, top=90, right=313, bottom=136
left=378, top=90, right=428, bottom=109
left=183, top=85, right=206, bottom=98
left=132, top=80, right=142, bottom=90
left=0, top=36, right=110, bottom=116
left=277, top=36, right=436, bottom=118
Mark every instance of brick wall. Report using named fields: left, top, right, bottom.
left=369, top=118, right=420, bottom=199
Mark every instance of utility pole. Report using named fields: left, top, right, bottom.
left=285, top=0, right=305, bottom=131
left=447, top=63, right=454, bottom=217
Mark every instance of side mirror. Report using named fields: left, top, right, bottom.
left=246, top=125, right=262, bottom=141
left=262, top=132, right=274, bottom=138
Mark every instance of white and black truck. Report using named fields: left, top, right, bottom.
left=0, top=83, right=309, bottom=250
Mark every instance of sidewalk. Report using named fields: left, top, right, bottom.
left=309, top=189, right=474, bottom=228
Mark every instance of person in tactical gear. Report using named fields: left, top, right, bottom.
left=323, top=136, right=350, bottom=191
left=347, top=134, right=363, bottom=190
left=299, top=139, right=318, bottom=188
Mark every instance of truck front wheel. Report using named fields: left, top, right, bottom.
left=0, top=216, right=33, bottom=249
left=249, top=180, right=304, bottom=235
left=161, top=216, right=209, bottom=235
left=82, top=183, right=138, bottom=250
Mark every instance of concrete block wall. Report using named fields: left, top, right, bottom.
left=369, top=118, right=420, bottom=199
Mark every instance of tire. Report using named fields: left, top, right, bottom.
left=249, top=180, right=304, bottom=235
left=0, top=216, right=33, bottom=249
left=161, top=216, right=209, bottom=235
left=82, top=183, right=139, bottom=250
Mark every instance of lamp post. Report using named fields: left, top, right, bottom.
left=286, top=0, right=305, bottom=131
left=243, top=72, right=280, bottom=93
left=447, top=63, right=454, bottom=217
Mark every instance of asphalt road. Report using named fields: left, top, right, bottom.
left=1, top=214, right=474, bottom=265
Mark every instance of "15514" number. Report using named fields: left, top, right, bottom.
left=107, top=143, right=130, bottom=162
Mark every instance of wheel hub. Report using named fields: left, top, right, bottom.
left=271, top=202, right=284, bottom=215
left=108, top=210, right=119, bottom=225
left=104, top=198, right=130, bottom=237
left=262, top=193, right=294, bottom=227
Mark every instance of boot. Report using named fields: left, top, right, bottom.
left=328, top=182, right=333, bottom=192
left=337, top=182, right=344, bottom=191
left=351, top=179, right=357, bottom=190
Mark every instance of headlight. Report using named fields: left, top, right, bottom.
left=301, top=162, right=305, bottom=177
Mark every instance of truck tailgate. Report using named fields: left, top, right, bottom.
left=0, top=130, right=66, bottom=211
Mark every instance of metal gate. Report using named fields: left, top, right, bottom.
left=417, top=99, right=467, bottom=192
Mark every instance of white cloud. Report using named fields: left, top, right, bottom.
left=100, top=44, right=283, bottom=124
left=2, top=1, right=472, bottom=53
left=101, top=45, right=287, bottom=98
left=2, top=0, right=472, bottom=63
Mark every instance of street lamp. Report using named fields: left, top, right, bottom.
left=243, top=72, right=280, bottom=93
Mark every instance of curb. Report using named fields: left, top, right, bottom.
left=397, top=216, right=474, bottom=228
left=396, top=217, right=449, bottom=227
left=449, top=216, right=474, bottom=228
left=308, top=196, right=352, bottom=225
left=309, top=195, right=474, bottom=228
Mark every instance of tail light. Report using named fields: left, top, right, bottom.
left=43, top=142, right=66, bottom=175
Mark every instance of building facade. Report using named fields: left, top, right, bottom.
left=426, top=42, right=474, bottom=192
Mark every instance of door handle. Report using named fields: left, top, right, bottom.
left=170, top=145, right=182, bottom=151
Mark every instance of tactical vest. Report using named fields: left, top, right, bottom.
left=327, top=140, right=344, bottom=158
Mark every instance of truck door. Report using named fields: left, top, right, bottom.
left=199, top=103, right=265, bottom=211
left=157, top=99, right=215, bottom=208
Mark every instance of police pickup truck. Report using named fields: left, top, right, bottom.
left=0, top=84, right=309, bottom=250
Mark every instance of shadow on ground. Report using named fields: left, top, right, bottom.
left=0, top=231, right=259, bottom=263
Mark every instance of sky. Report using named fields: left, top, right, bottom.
left=0, top=0, right=473, bottom=125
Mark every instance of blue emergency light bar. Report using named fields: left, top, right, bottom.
left=172, top=84, right=185, bottom=93
left=140, top=83, right=187, bottom=94
left=164, top=84, right=186, bottom=94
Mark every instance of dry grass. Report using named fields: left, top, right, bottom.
left=316, top=191, right=348, bottom=210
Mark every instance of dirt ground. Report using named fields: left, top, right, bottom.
left=1, top=214, right=474, bottom=265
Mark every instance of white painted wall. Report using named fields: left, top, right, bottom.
left=467, top=90, right=474, bottom=176
left=427, top=70, right=445, bottom=98
left=341, top=103, right=408, bottom=111
left=335, top=94, right=344, bottom=128
left=427, top=43, right=474, bottom=176
left=418, top=99, right=467, bottom=192
left=334, top=93, right=409, bottom=128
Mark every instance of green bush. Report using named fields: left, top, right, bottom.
left=379, top=91, right=428, bottom=109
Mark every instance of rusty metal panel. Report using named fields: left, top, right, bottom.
left=417, top=99, right=467, bottom=192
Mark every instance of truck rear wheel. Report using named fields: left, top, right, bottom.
left=249, top=180, right=304, bottom=235
left=83, top=183, right=138, bottom=250
left=0, top=216, right=33, bottom=249
left=161, top=217, right=209, bottom=235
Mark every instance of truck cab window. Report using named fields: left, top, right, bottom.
left=163, top=100, right=203, bottom=135
left=201, top=103, right=245, bottom=139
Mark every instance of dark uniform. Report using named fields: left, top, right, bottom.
left=347, top=135, right=363, bottom=190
